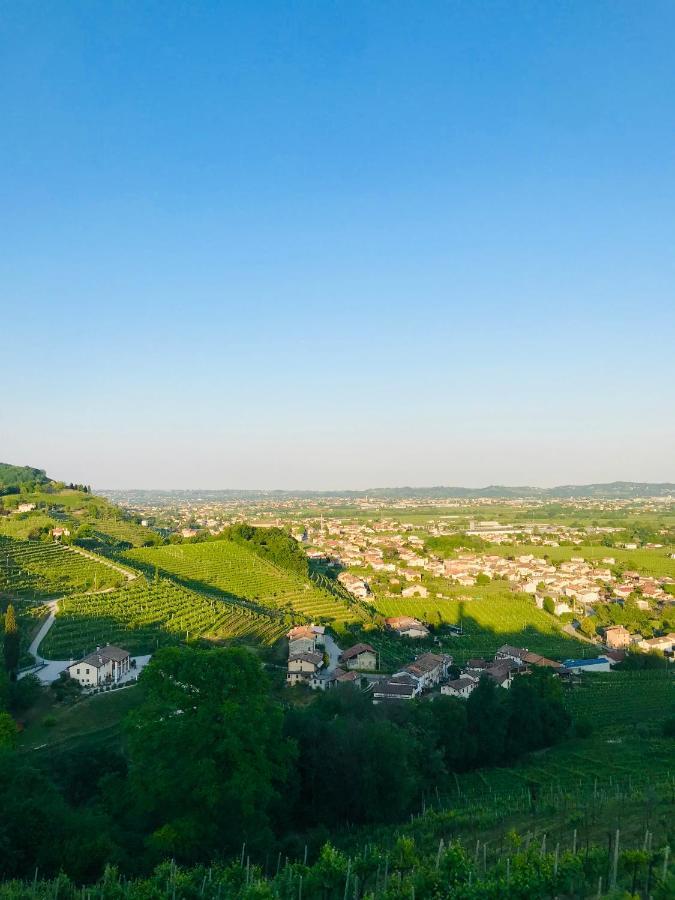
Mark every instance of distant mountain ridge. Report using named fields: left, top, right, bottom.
left=100, top=481, right=675, bottom=502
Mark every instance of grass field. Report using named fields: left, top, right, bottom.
left=372, top=583, right=589, bottom=664
left=125, top=540, right=363, bottom=626
left=40, top=577, right=289, bottom=657
left=0, top=536, right=127, bottom=599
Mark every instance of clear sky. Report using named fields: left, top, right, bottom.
left=2, top=1, right=674, bottom=489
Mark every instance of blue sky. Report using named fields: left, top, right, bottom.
left=2, top=1, right=674, bottom=489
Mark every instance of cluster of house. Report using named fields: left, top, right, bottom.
left=372, top=651, right=453, bottom=702
left=285, top=625, right=376, bottom=690
left=66, top=645, right=132, bottom=687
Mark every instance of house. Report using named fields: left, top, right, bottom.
left=287, top=625, right=316, bottom=655
left=51, top=527, right=71, bottom=539
left=399, top=652, right=452, bottom=690
left=337, top=572, right=370, bottom=599
left=287, top=651, right=324, bottom=686
left=603, top=625, right=631, bottom=649
left=384, top=616, right=430, bottom=639
left=67, top=645, right=130, bottom=687
left=465, top=658, right=489, bottom=674
left=372, top=674, right=420, bottom=702
left=333, top=667, right=360, bottom=685
left=563, top=657, right=613, bottom=674
left=339, top=643, right=378, bottom=670
left=441, top=676, right=477, bottom=698
left=638, top=633, right=675, bottom=654
left=483, top=660, right=517, bottom=688
left=494, top=645, right=529, bottom=667
left=401, top=584, right=429, bottom=599
left=17, top=503, right=36, bottom=513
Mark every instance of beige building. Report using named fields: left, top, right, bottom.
left=603, top=625, right=631, bottom=649
left=339, top=643, right=378, bottom=670
left=286, top=651, right=324, bottom=686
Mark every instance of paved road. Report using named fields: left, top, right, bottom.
left=323, top=633, right=342, bottom=674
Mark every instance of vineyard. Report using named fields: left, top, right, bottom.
left=373, top=584, right=588, bottom=664
left=39, top=578, right=289, bottom=658
left=563, top=669, right=675, bottom=728
left=0, top=535, right=127, bottom=599
left=125, top=540, right=363, bottom=626
left=89, top=517, right=161, bottom=548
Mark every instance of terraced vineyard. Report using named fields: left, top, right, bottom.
left=373, top=584, right=588, bottom=663
left=125, top=540, right=362, bottom=626
left=40, top=578, right=288, bottom=658
left=0, top=536, right=127, bottom=599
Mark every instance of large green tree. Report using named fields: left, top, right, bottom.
left=125, top=646, right=294, bottom=863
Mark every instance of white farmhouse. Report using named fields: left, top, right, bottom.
left=67, top=645, right=130, bottom=687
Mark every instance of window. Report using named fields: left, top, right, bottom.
left=76, top=669, right=80, bottom=674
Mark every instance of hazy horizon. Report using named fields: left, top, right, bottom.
left=3, top=2, right=674, bottom=488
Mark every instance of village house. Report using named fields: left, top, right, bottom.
left=287, top=625, right=317, bottom=655
left=441, top=675, right=478, bottom=698
left=398, top=652, right=452, bottom=690
left=337, top=572, right=370, bottom=599
left=637, top=633, right=675, bottom=654
left=67, top=645, right=130, bottom=687
left=339, top=643, right=378, bottom=671
left=286, top=651, right=324, bottom=686
left=603, top=625, right=632, bottom=649
left=372, top=674, right=421, bottom=703
left=483, top=660, right=517, bottom=688
left=401, top=584, right=429, bottom=599
left=384, top=616, right=430, bottom=639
